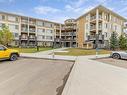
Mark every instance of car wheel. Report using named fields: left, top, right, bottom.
left=112, top=53, right=121, bottom=59
left=10, top=54, right=18, bottom=61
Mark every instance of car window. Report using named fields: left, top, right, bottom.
left=0, top=46, right=6, bottom=51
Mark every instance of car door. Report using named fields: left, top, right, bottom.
left=0, top=46, right=8, bottom=59
left=121, top=52, right=127, bottom=59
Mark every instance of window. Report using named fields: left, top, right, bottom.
left=105, top=32, right=108, bottom=37
left=110, top=24, right=112, bottom=30
left=37, top=29, right=45, bottom=33
left=105, top=23, right=108, bottom=29
left=44, top=22, right=53, bottom=28
left=38, top=35, right=45, bottom=39
left=37, top=21, right=44, bottom=26
left=14, top=33, right=19, bottom=38
left=46, top=36, right=53, bottom=40
left=9, top=24, right=19, bottom=30
left=46, top=29, right=53, bottom=33
left=115, top=25, right=117, bottom=31
left=42, top=35, right=45, bottom=39
left=0, top=15, right=5, bottom=20
left=15, top=41, right=18, bottom=45
left=0, top=46, right=6, bottom=51
left=86, top=24, right=88, bottom=30
left=8, top=15, right=18, bottom=22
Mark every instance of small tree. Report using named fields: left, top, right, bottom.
left=0, top=25, right=14, bottom=46
left=110, top=31, right=119, bottom=50
left=119, top=35, right=127, bottom=50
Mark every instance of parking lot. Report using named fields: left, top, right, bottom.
left=0, top=58, right=73, bottom=95
left=96, top=58, right=127, bottom=69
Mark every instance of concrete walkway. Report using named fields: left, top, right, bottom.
left=62, top=56, right=127, bottom=95
left=21, top=54, right=76, bottom=61
left=22, top=48, right=67, bottom=55
left=20, top=48, right=77, bottom=61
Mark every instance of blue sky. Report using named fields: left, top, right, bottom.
left=0, top=0, right=127, bottom=23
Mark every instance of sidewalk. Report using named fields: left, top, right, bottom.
left=33, top=48, right=67, bottom=55
left=62, top=55, right=127, bottom=95
left=21, top=54, right=76, bottom=61
left=21, top=48, right=77, bottom=61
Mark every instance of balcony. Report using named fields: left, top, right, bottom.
left=61, top=33, right=66, bottom=36
left=21, top=36, right=28, bottom=40
left=90, top=26, right=96, bottom=31
left=21, top=19, right=28, bottom=24
left=99, top=25, right=102, bottom=30
left=88, top=35, right=96, bottom=40
left=90, top=16, right=96, bottom=21
left=56, top=33, right=60, bottom=36
left=29, top=37, right=36, bottom=40
left=90, top=15, right=102, bottom=21
left=64, top=26, right=76, bottom=30
left=21, top=28, right=28, bottom=32
left=29, top=28, right=36, bottom=33
left=90, top=25, right=102, bottom=31
left=29, top=21, right=36, bottom=25
left=88, top=34, right=104, bottom=41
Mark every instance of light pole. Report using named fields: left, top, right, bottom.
left=52, top=38, right=56, bottom=59
left=96, top=34, right=98, bottom=58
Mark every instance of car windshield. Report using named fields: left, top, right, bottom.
left=0, top=45, right=7, bottom=51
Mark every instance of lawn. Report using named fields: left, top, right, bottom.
left=9, top=47, right=53, bottom=53
left=54, top=48, right=111, bottom=56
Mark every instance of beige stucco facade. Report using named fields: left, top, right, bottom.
left=76, top=5, right=127, bottom=49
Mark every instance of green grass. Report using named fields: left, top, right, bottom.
left=9, top=47, right=53, bottom=53
left=54, top=48, right=111, bottom=56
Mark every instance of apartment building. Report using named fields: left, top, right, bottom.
left=76, top=5, right=127, bottom=49
left=55, top=19, right=76, bottom=47
left=0, top=12, right=58, bottom=47
left=0, top=5, right=126, bottom=48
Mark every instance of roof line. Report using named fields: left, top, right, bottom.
left=76, top=5, right=127, bottom=21
left=0, top=11, right=62, bottom=24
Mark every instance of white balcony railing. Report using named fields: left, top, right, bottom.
left=90, top=15, right=102, bottom=21
left=90, top=25, right=102, bottom=30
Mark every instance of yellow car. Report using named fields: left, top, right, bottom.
left=0, top=45, right=20, bottom=61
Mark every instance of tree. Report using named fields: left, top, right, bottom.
left=119, top=35, right=127, bottom=50
left=0, top=25, right=14, bottom=46
left=110, top=31, right=119, bottom=50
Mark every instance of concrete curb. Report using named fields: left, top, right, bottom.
left=20, top=56, right=76, bottom=62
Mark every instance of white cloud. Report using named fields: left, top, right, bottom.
left=34, top=6, right=61, bottom=15
left=69, top=0, right=87, bottom=8
left=118, top=6, right=127, bottom=13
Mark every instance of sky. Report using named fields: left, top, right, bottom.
left=0, top=0, right=127, bottom=23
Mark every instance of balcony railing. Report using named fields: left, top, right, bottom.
left=90, top=26, right=96, bottom=30
left=29, top=21, right=36, bottom=25
left=21, top=28, right=28, bottom=32
left=29, top=37, right=36, bottom=40
left=90, top=15, right=102, bottom=21
left=29, top=28, right=36, bottom=32
left=21, top=37, right=28, bottom=40
left=88, top=34, right=104, bottom=41
left=90, top=25, right=102, bottom=30
left=21, top=20, right=28, bottom=23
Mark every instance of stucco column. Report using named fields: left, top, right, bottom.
left=28, top=17, right=29, bottom=36
left=60, top=24, right=62, bottom=39
left=96, top=9, right=99, bottom=34
left=96, top=9, right=99, bottom=48
left=88, top=13, right=90, bottom=35
left=102, top=12, right=105, bottom=35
